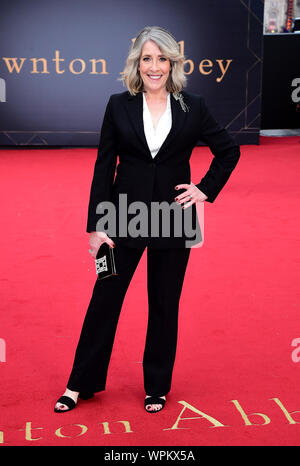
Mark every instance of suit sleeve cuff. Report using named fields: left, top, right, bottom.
left=195, top=182, right=214, bottom=203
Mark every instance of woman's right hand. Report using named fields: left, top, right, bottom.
left=89, top=231, right=116, bottom=259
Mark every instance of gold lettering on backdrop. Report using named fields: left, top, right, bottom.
left=199, top=59, right=213, bottom=75
left=30, top=58, right=50, bottom=74
left=1, top=46, right=232, bottom=80
left=69, top=58, right=86, bottom=74
left=163, top=401, right=226, bottom=431
left=99, top=420, right=134, bottom=434
left=55, top=424, right=88, bottom=438
left=2, top=57, right=26, bottom=73
left=89, top=59, right=109, bottom=74
left=18, top=422, right=43, bottom=441
left=178, top=41, right=194, bottom=75
left=216, top=59, right=233, bottom=82
left=52, top=50, right=65, bottom=74
left=270, top=398, right=300, bottom=424
left=0, top=430, right=3, bottom=444
left=231, top=400, right=271, bottom=426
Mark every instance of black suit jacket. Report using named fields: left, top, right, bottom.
left=86, top=90, right=240, bottom=248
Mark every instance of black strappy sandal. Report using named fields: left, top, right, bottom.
left=54, top=392, right=94, bottom=413
left=54, top=395, right=76, bottom=413
left=145, top=396, right=166, bottom=413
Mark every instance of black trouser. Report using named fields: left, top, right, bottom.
left=67, top=245, right=191, bottom=397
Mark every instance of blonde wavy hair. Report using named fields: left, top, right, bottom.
left=119, top=26, right=187, bottom=95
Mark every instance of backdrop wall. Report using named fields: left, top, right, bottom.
left=261, top=34, right=300, bottom=130
left=0, top=0, right=264, bottom=146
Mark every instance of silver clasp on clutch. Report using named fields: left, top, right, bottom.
left=95, top=255, right=108, bottom=274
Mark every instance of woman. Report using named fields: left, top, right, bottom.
left=54, top=26, right=240, bottom=413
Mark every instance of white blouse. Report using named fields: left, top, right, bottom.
left=143, top=92, right=172, bottom=158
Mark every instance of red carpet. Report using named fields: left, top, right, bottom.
left=1, top=136, right=300, bottom=446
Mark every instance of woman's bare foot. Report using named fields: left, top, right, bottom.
left=145, top=395, right=166, bottom=412
left=55, top=389, right=79, bottom=411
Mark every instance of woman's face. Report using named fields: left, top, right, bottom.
left=139, top=40, right=171, bottom=94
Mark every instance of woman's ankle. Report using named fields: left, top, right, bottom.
left=64, top=388, right=79, bottom=400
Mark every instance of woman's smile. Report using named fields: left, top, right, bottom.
left=147, top=74, right=162, bottom=80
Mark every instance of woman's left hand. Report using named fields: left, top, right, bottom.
left=174, top=182, right=208, bottom=209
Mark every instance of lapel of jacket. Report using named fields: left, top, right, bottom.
left=124, top=90, right=188, bottom=162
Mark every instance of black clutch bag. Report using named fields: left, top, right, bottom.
left=95, top=242, right=118, bottom=280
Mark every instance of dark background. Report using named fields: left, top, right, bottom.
left=261, top=34, right=300, bottom=130
left=0, top=0, right=264, bottom=146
